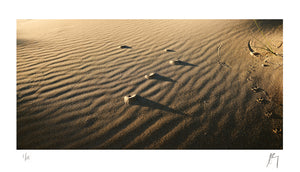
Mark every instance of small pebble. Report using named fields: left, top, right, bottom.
left=124, top=94, right=137, bottom=104
left=145, top=73, right=156, bottom=79
left=169, top=60, right=181, bottom=65
left=164, top=49, right=174, bottom=52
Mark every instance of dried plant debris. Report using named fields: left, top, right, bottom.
left=248, top=40, right=260, bottom=56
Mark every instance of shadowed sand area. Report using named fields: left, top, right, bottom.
left=17, top=20, right=283, bottom=149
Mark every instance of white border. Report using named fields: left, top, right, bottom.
left=2, top=0, right=299, bottom=171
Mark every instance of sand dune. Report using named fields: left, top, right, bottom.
left=17, top=20, right=283, bottom=149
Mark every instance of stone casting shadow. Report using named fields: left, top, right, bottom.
left=119, top=45, right=132, bottom=49
left=148, top=74, right=175, bottom=82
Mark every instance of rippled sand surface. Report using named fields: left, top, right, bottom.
left=17, top=20, right=283, bottom=149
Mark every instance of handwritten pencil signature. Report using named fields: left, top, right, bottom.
left=266, top=153, right=279, bottom=168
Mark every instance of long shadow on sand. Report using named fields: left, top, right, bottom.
left=174, top=60, right=197, bottom=67
left=131, top=95, right=187, bottom=116
left=120, top=45, right=132, bottom=49
left=148, top=74, right=175, bottom=82
left=165, top=49, right=176, bottom=52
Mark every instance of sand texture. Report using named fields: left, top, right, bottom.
left=17, top=20, right=283, bottom=149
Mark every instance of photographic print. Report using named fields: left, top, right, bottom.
left=17, top=19, right=283, bottom=149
